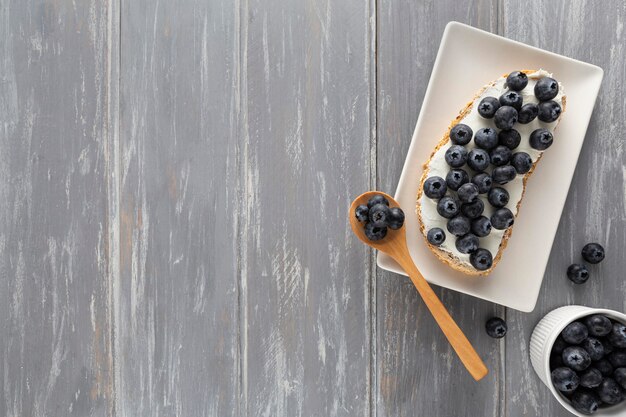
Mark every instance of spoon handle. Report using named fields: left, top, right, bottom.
left=395, top=253, right=489, bottom=381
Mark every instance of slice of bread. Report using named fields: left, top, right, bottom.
left=416, top=70, right=566, bottom=276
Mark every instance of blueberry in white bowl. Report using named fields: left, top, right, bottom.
left=533, top=307, right=626, bottom=416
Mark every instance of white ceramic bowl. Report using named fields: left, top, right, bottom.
left=530, top=305, right=626, bottom=416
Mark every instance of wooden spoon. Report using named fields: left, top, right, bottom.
left=349, top=191, right=488, bottom=381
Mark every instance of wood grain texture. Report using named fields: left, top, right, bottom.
left=117, top=0, right=239, bottom=415
left=0, top=0, right=115, bottom=416
left=375, top=2, right=505, bottom=416
left=240, top=1, right=373, bottom=415
left=501, top=1, right=626, bottom=416
left=3, top=0, right=625, bottom=416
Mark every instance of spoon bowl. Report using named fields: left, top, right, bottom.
left=349, top=191, right=488, bottom=381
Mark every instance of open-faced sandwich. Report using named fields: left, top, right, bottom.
left=417, top=70, right=565, bottom=275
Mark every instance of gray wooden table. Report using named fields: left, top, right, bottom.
left=1, top=0, right=624, bottom=416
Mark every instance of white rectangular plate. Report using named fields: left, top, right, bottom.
left=377, top=22, right=604, bottom=312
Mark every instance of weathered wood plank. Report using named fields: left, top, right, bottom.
left=117, top=1, right=239, bottom=415
left=240, top=0, right=373, bottom=415
left=0, top=0, right=115, bottom=416
left=502, top=1, right=626, bottom=416
left=375, top=3, right=504, bottom=417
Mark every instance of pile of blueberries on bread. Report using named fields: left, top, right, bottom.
left=551, top=314, right=626, bottom=414
left=423, top=71, right=562, bottom=271
left=355, top=194, right=405, bottom=241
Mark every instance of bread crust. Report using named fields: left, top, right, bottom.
left=416, top=70, right=567, bottom=276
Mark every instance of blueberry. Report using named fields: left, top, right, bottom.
left=445, top=169, right=469, bottom=192
left=445, top=145, right=468, bottom=168
left=538, top=100, right=562, bottom=123
left=387, top=207, right=405, bottom=230
left=582, top=243, right=605, bottom=264
left=369, top=204, right=391, bottom=227
left=614, top=368, right=626, bottom=389
left=471, top=216, right=492, bottom=237
left=552, top=336, right=568, bottom=354
left=472, top=173, right=492, bottom=194
left=474, top=128, right=499, bottom=150
left=471, top=248, right=493, bottom=271
left=529, top=128, right=553, bottom=151
left=467, top=149, right=491, bottom=171
left=571, top=389, right=600, bottom=414
left=585, top=315, right=613, bottom=337
left=562, top=322, right=589, bottom=344
left=506, top=71, right=528, bottom=91
left=489, top=145, right=512, bottom=167
left=535, top=76, right=559, bottom=101
left=447, top=215, right=471, bottom=237
left=450, top=124, right=473, bottom=145
left=461, top=199, right=484, bottom=219
left=364, top=222, right=387, bottom=241
left=455, top=233, right=479, bottom=254
left=424, top=176, right=448, bottom=199
left=563, top=346, right=592, bottom=371
left=595, top=358, right=614, bottom=376
left=499, top=90, right=523, bottom=110
left=582, top=338, right=605, bottom=361
left=457, top=183, right=479, bottom=204
left=478, top=96, right=500, bottom=118
left=491, top=208, right=514, bottom=230
left=580, top=368, right=603, bottom=389
left=494, top=106, right=518, bottom=130
left=498, top=129, right=521, bottom=149
left=355, top=205, right=369, bottom=222
left=427, top=227, right=446, bottom=246
left=517, top=103, right=539, bottom=124
left=488, top=187, right=509, bottom=208
left=437, top=196, right=461, bottom=219
left=485, top=317, right=507, bottom=338
left=567, top=264, right=590, bottom=284
left=368, top=194, right=389, bottom=208
left=550, top=353, right=564, bottom=370
left=511, top=152, right=533, bottom=174
left=596, top=378, right=624, bottom=405
left=551, top=367, right=580, bottom=392
left=602, top=337, right=615, bottom=355
left=609, top=323, right=626, bottom=348
left=493, top=165, right=517, bottom=185
left=609, top=351, right=626, bottom=367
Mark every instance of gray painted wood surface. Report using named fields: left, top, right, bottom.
left=1, top=0, right=624, bottom=416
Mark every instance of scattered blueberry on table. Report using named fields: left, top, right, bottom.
left=566, top=242, right=605, bottom=285
left=550, top=314, right=626, bottom=414
left=485, top=317, right=507, bottom=338
left=355, top=194, right=405, bottom=241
